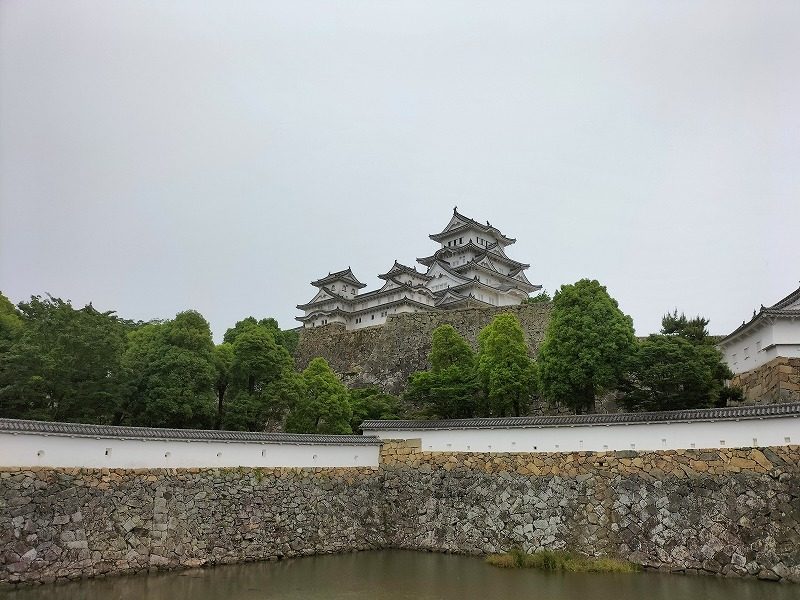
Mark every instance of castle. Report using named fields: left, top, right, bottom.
left=297, top=208, right=541, bottom=330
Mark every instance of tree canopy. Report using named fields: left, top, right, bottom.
left=285, top=357, right=352, bottom=434
left=406, top=324, right=478, bottom=419
left=537, top=279, right=636, bottom=413
left=476, top=313, right=536, bottom=417
left=661, top=310, right=711, bottom=344
left=121, top=311, right=217, bottom=428
left=348, top=387, right=402, bottom=432
left=622, top=310, right=733, bottom=411
left=0, top=295, right=127, bottom=423
left=523, top=290, right=551, bottom=304
left=222, top=322, right=294, bottom=431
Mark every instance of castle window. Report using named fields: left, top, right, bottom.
left=371, top=314, right=374, bottom=320
left=459, top=237, right=463, bottom=244
left=351, top=288, right=355, bottom=294
left=756, top=341, right=761, bottom=352
left=744, top=347, right=750, bottom=360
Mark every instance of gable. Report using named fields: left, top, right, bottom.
left=312, top=289, right=334, bottom=302
left=442, top=213, right=467, bottom=233
left=425, top=262, right=471, bottom=286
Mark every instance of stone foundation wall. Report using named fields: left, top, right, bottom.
left=731, top=357, right=800, bottom=405
left=294, top=303, right=551, bottom=394
left=0, top=467, right=385, bottom=585
left=381, top=440, right=800, bottom=582
left=3, top=441, right=800, bottom=585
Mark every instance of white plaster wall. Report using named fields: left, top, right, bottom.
left=0, top=433, right=380, bottom=469
left=364, top=417, right=800, bottom=453
left=773, top=319, right=800, bottom=346
left=720, top=319, right=800, bottom=374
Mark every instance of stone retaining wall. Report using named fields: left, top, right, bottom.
left=381, top=440, right=800, bottom=582
left=3, top=442, right=800, bottom=585
left=731, top=357, right=800, bottom=405
left=294, top=303, right=551, bottom=394
left=0, top=467, right=385, bottom=585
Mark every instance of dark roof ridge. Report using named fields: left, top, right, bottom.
left=770, top=285, right=800, bottom=310
left=311, top=267, right=366, bottom=289
left=0, top=418, right=381, bottom=445
left=361, top=402, right=800, bottom=430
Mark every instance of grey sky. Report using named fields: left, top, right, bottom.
left=1, top=1, right=798, bottom=341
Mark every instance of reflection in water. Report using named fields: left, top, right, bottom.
left=0, top=550, right=794, bottom=600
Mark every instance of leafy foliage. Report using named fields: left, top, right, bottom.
left=213, top=343, right=234, bottom=428
left=661, top=310, right=711, bottom=344
left=348, top=388, right=402, bottom=432
left=224, top=316, right=298, bottom=354
left=406, top=325, right=478, bottom=418
left=222, top=323, right=294, bottom=431
left=121, top=311, right=216, bottom=428
left=285, top=358, right=352, bottom=434
left=621, top=335, right=718, bottom=411
left=0, top=296, right=127, bottom=423
left=0, top=292, right=23, bottom=352
left=523, top=290, right=551, bottom=304
left=538, top=279, right=636, bottom=413
left=622, top=310, right=733, bottom=411
left=476, top=313, right=536, bottom=417
left=0, top=294, right=363, bottom=433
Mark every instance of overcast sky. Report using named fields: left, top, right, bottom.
left=1, top=1, right=798, bottom=341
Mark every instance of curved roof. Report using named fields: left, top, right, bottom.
left=429, top=208, right=516, bottom=246
left=452, top=259, right=540, bottom=292
left=296, top=286, right=351, bottom=310
left=311, top=267, right=366, bottom=289
left=378, top=261, right=433, bottom=281
left=0, top=418, right=381, bottom=445
left=361, top=402, right=800, bottom=430
left=719, top=285, right=800, bottom=345
left=417, top=241, right=529, bottom=270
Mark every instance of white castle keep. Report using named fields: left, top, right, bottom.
left=297, top=208, right=541, bottom=330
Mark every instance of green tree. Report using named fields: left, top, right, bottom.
left=538, top=279, right=636, bottom=413
left=0, top=292, right=23, bottom=353
left=623, top=310, right=734, bottom=411
left=0, top=296, right=127, bottom=423
left=524, top=290, right=551, bottom=304
left=213, top=343, right=234, bottom=429
left=224, top=316, right=298, bottom=354
left=621, top=335, right=719, bottom=411
left=348, top=387, right=402, bottom=432
left=476, top=313, right=536, bottom=417
left=285, top=358, right=352, bottom=434
left=279, top=328, right=300, bottom=355
left=121, top=311, right=216, bottom=428
left=406, top=324, right=478, bottom=419
left=661, top=310, right=711, bottom=344
left=222, top=324, right=294, bottom=431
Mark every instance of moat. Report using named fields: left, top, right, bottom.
left=1, top=551, right=795, bottom=600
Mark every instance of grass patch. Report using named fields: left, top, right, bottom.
left=486, top=548, right=640, bottom=573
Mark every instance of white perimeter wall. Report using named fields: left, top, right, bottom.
left=0, top=433, right=380, bottom=469
left=365, top=417, right=800, bottom=453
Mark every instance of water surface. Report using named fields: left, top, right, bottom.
left=1, top=550, right=795, bottom=600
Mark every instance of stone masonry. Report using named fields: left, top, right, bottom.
left=2, top=441, right=800, bottom=586
left=294, top=303, right=551, bottom=394
left=731, top=357, right=800, bottom=405
left=0, top=467, right=385, bottom=585
left=381, top=440, right=800, bottom=582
